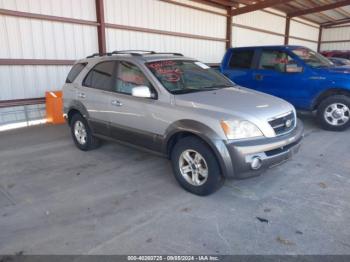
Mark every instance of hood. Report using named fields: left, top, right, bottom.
left=174, top=86, right=294, bottom=122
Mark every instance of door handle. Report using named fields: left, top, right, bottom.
left=255, top=74, right=264, bottom=81
left=111, top=100, right=123, bottom=106
left=78, top=92, right=86, bottom=98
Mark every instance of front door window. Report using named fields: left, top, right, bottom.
left=114, top=61, right=152, bottom=95
left=258, top=50, right=297, bottom=73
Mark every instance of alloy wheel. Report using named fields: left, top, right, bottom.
left=324, top=103, right=350, bottom=126
left=74, top=120, right=87, bottom=145
left=179, top=150, right=208, bottom=186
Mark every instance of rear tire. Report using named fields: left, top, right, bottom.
left=70, top=113, right=100, bottom=151
left=317, top=95, right=350, bottom=131
left=171, top=136, right=225, bottom=196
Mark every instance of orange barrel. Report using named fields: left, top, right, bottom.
left=45, top=91, right=65, bottom=124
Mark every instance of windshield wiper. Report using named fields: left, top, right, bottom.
left=200, top=84, right=233, bottom=90
left=172, top=88, right=203, bottom=94
left=172, top=84, right=233, bottom=94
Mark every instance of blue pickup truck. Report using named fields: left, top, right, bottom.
left=220, top=45, right=350, bottom=131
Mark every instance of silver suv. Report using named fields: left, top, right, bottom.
left=63, top=51, right=304, bottom=195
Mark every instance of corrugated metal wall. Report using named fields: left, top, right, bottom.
left=289, top=18, right=319, bottom=51
left=232, top=8, right=319, bottom=51
left=232, top=9, right=285, bottom=47
left=104, top=0, right=227, bottom=63
left=0, top=0, right=96, bottom=19
left=0, top=0, right=98, bottom=125
left=321, top=26, right=350, bottom=51
left=106, top=30, right=225, bottom=63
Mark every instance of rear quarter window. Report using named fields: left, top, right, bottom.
left=229, top=50, right=254, bottom=69
left=66, top=63, right=87, bottom=83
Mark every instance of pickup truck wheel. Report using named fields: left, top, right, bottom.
left=317, top=95, right=350, bottom=131
left=171, top=136, right=224, bottom=196
left=70, top=114, right=100, bottom=151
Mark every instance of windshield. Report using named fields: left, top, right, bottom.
left=146, top=60, right=234, bottom=94
left=291, top=47, right=333, bottom=68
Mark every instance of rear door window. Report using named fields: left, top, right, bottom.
left=66, top=63, right=87, bottom=83
left=83, top=61, right=116, bottom=91
left=229, top=50, right=254, bottom=69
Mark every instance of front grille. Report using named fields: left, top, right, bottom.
left=268, top=112, right=295, bottom=136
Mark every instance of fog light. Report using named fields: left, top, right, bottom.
left=251, top=156, right=262, bottom=170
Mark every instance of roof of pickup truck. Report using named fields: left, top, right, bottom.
left=229, top=45, right=305, bottom=50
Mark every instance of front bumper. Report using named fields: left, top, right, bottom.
left=225, top=120, right=304, bottom=179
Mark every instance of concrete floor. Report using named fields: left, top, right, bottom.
left=0, top=116, right=349, bottom=255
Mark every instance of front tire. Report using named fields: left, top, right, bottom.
left=70, top=113, right=100, bottom=151
left=317, top=95, right=350, bottom=131
left=171, top=136, right=225, bottom=196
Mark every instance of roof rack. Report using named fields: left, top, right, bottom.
left=153, top=52, right=183, bottom=56
left=86, top=50, right=184, bottom=59
left=111, top=50, right=156, bottom=55
left=86, top=53, right=103, bottom=58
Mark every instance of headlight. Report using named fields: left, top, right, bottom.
left=220, top=120, right=263, bottom=140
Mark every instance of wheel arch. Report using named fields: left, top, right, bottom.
left=312, top=88, right=350, bottom=110
left=164, top=120, right=234, bottom=178
left=66, top=100, right=90, bottom=125
left=67, top=108, right=81, bottom=125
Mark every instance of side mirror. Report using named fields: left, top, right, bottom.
left=286, top=64, right=303, bottom=73
left=131, top=86, right=152, bottom=98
